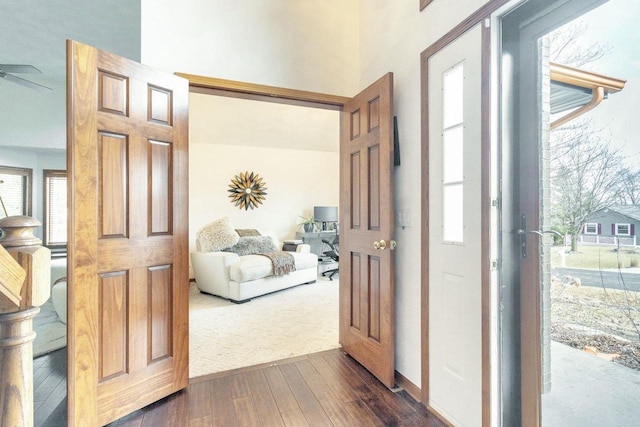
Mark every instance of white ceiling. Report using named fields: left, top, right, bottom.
left=0, top=0, right=140, bottom=151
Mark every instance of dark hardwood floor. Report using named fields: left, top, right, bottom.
left=34, top=348, right=445, bottom=426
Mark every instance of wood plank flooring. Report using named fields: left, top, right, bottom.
left=34, top=348, right=445, bottom=426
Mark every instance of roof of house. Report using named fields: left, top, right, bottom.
left=599, top=204, right=640, bottom=222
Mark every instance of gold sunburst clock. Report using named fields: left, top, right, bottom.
left=227, top=171, right=268, bottom=210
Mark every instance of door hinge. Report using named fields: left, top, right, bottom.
left=490, top=259, right=501, bottom=271
left=491, top=197, right=501, bottom=209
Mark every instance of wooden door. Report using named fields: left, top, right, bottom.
left=339, top=73, right=395, bottom=388
left=67, top=40, right=189, bottom=426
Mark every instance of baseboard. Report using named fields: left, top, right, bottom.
left=394, top=371, right=421, bottom=402
left=393, top=372, right=455, bottom=427
left=426, top=404, right=455, bottom=427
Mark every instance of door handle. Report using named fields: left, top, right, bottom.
left=517, top=229, right=562, bottom=237
left=518, top=214, right=562, bottom=257
left=374, top=239, right=396, bottom=250
left=374, top=239, right=387, bottom=250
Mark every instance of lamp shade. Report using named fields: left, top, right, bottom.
left=314, top=206, right=338, bottom=222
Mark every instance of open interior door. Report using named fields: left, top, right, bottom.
left=67, top=40, right=189, bottom=426
left=339, top=73, right=395, bottom=387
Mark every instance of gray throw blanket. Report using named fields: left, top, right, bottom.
left=261, top=251, right=296, bottom=276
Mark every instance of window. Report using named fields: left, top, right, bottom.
left=0, top=166, right=32, bottom=218
left=584, top=223, right=598, bottom=235
left=442, top=62, right=464, bottom=243
left=43, top=170, right=67, bottom=249
left=615, top=223, right=630, bottom=236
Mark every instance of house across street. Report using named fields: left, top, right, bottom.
left=580, top=204, right=640, bottom=247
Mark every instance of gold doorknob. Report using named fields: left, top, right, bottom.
left=374, top=239, right=393, bottom=250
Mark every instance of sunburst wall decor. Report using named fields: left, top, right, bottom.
left=227, top=171, right=268, bottom=210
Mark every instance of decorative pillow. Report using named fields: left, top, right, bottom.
left=223, top=236, right=277, bottom=256
left=197, top=217, right=240, bottom=252
left=235, top=229, right=261, bottom=237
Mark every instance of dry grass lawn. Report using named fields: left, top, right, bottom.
left=551, top=245, right=640, bottom=269
left=551, top=279, right=640, bottom=370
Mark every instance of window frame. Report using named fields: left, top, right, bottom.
left=43, top=169, right=68, bottom=251
left=584, top=222, right=598, bottom=235
left=615, top=223, right=630, bottom=236
left=441, top=61, right=465, bottom=244
left=0, top=165, right=33, bottom=218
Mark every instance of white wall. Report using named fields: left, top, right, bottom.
left=141, top=0, right=360, bottom=96
left=189, top=143, right=339, bottom=252
left=143, top=0, right=494, bottom=394
left=188, top=93, right=340, bottom=269
left=358, top=0, right=490, bottom=389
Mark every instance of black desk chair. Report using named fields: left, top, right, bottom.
left=321, top=235, right=339, bottom=281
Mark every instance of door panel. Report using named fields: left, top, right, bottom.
left=339, top=73, right=395, bottom=388
left=427, top=24, right=483, bottom=426
left=67, top=40, right=189, bottom=426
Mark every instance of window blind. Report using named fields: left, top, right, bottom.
left=44, top=170, right=67, bottom=247
left=0, top=167, right=32, bottom=217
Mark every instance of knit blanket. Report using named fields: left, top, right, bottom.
left=261, top=251, right=296, bottom=276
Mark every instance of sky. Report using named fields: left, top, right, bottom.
left=556, top=0, right=640, bottom=165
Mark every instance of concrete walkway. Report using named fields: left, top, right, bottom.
left=542, top=341, right=640, bottom=426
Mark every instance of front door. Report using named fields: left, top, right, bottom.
left=425, top=24, right=485, bottom=425
left=339, top=73, right=396, bottom=388
left=67, top=40, right=189, bottom=426
left=500, top=0, right=609, bottom=424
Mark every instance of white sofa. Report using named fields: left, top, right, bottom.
left=50, top=257, right=68, bottom=324
left=191, top=233, right=318, bottom=303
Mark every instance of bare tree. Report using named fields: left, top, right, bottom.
left=550, top=120, right=625, bottom=251
left=548, top=20, right=622, bottom=251
left=617, top=167, right=640, bottom=204
left=549, top=21, right=612, bottom=68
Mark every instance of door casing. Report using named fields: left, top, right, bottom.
left=420, top=1, right=513, bottom=424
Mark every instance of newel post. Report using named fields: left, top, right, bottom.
left=0, top=216, right=51, bottom=427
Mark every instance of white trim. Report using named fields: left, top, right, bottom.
left=584, top=222, right=598, bottom=235
left=615, top=223, right=630, bottom=236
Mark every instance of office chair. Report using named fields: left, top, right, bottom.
left=321, top=235, right=339, bottom=281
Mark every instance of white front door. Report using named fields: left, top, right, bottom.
left=427, top=24, right=484, bottom=426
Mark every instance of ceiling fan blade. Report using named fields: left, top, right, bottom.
left=0, top=64, right=42, bottom=74
left=0, top=72, right=53, bottom=93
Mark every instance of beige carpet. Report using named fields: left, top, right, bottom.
left=189, top=276, right=340, bottom=379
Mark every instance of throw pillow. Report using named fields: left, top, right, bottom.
left=235, top=229, right=261, bottom=237
left=197, top=217, right=240, bottom=252
left=223, top=236, right=277, bottom=256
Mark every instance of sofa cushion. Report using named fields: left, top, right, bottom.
left=230, top=252, right=318, bottom=283
left=224, top=236, right=277, bottom=256
left=197, top=217, right=240, bottom=252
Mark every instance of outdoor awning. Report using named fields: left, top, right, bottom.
left=550, top=62, right=626, bottom=129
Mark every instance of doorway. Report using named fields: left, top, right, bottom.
left=500, top=0, right=640, bottom=424
left=187, top=90, right=341, bottom=378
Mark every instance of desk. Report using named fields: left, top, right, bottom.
left=295, top=231, right=338, bottom=257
